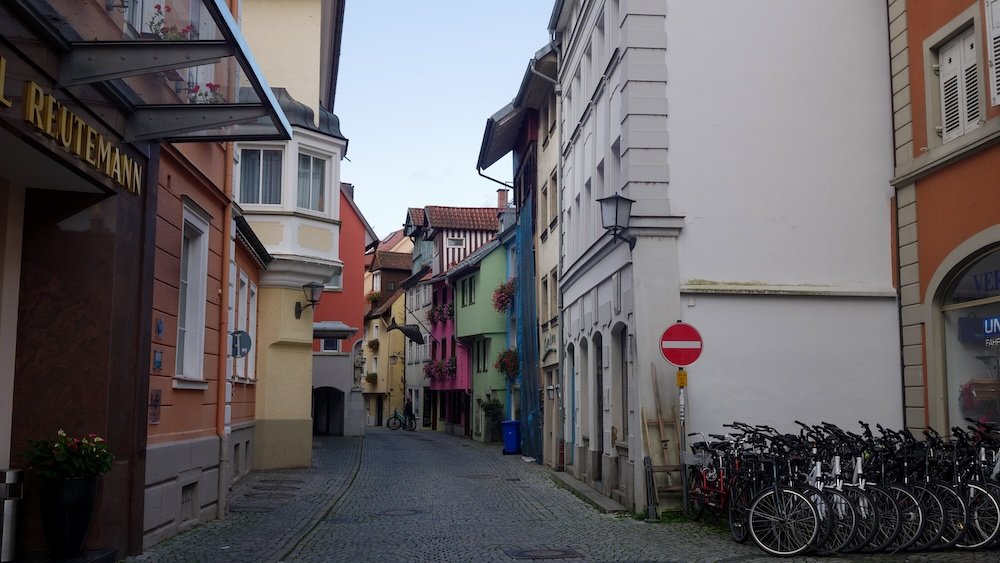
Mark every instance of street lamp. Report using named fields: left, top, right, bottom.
left=294, top=281, right=324, bottom=319
left=596, top=193, right=636, bottom=250
left=546, top=385, right=556, bottom=401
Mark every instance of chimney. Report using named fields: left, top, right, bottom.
left=497, top=188, right=509, bottom=209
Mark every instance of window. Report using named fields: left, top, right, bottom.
left=550, top=270, right=559, bottom=322
left=239, top=148, right=282, bottom=205
left=939, top=28, right=981, bottom=143
left=476, top=339, right=489, bottom=373
left=469, top=275, right=476, bottom=304
left=322, top=338, right=341, bottom=352
left=373, top=323, right=379, bottom=339
left=235, top=273, right=248, bottom=379
left=446, top=238, right=464, bottom=248
left=297, top=153, right=326, bottom=212
left=177, top=202, right=210, bottom=380
left=325, top=266, right=343, bottom=290
left=548, top=169, right=558, bottom=228
left=387, top=281, right=396, bottom=291
left=372, top=272, right=382, bottom=292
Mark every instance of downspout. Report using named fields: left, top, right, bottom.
left=216, top=141, right=236, bottom=521
left=477, top=167, right=513, bottom=190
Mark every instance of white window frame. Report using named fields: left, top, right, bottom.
left=939, top=27, right=982, bottom=143
left=235, top=272, right=248, bottom=379
left=247, top=282, right=258, bottom=380
left=372, top=271, right=382, bottom=292
left=321, top=338, right=341, bottom=353
left=176, top=201, right=211, bottom=386
left=325, top=265, right=343, bottom=290
left=296, top=151, right=328, bottom=213
left=446, top=237, right=464, bottom=248
left=237, top=146, right=283, bottom=206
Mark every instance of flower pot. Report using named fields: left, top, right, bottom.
left=40, top=476, right=97, bottom=558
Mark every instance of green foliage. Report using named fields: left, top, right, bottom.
left=481, top=398, right=504, bottom=423
left=26, top=429, right=114, bottom=478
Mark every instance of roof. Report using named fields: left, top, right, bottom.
left=478, top=45, right=557, bottom=170
left=400, top=265, right=432, bottom=289
left=313, top=320, right=357, bottom=339
left=371, top=251, right=412, bottom=272
left=424, top=206, right=499, bottom=232
left=447, top=239, right=501, bottom=280
left=234, top=214, right=273, bottom=268
left=379, top=228, right=407, bottom=250
left=368, top=290, right=402, bottom=318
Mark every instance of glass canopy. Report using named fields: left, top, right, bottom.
left=14, top=0, right=291, bottom=142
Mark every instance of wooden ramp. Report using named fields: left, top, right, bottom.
left=641, top=363, right=682, bottom=514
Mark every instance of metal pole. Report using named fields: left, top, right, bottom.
left=679, top=380, right=687, bottom=516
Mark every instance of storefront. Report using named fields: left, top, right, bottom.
left=0, top=0, right=288, bottom=557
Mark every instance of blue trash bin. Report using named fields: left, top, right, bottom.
left=501, top=420, right=521, bottom=455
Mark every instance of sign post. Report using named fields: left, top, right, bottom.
left=660, top=322, right=703, bottom=516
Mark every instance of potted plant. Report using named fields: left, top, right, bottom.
left=367, top=338, right=379, bottom=352
left=445, top=357, right=457, bottom=378
left=494, top=348, right=519, bottom=382
left=492, top=279, right=515, bottom=313
left=365, top=372, right=378, bottom=385
left=26, top=429, right=114, bottom=558
left=481, top=398, right=505, bottom=442
left=422, top=360, right=436, bottom=379
left=365, top=290, right=381, bottom=305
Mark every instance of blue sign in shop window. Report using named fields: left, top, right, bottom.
left=959, top=316, right=1000, bottom=346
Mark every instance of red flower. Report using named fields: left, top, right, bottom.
left=206, top=82, right=220, bottom=92
left=164, top=5, right=172, bottom=12
left=190, top=84, right=201, bottom=93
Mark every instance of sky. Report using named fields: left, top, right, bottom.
left=336, top=1, right=555, bottom=239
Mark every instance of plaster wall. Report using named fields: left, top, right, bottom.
left=242, top=0, right=322, bottom=123
left=254, top=286, right=313, bottom=468
left=667, top=0, right=895, bottom=289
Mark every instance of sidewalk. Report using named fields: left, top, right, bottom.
left=132, top=436, right=362, bottom=563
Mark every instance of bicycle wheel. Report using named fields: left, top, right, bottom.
left=956, top=483, right=1000, bottom=549
left=748, top=487, right=819, bottom=557
left=910, top=483, right=945, bottom=551
left=839, top=485, right=879, bottom=553
left=728, top=480, right=753, bottom=543
left=686, top=468, right=705, bottom=521
left=811, top=487, right=858, bottom=555
left=930, top=482, right=967, bottom=550
left=861, top=484, right=902, bottom=553
left=386, top=416, right=401, bottom=430
left=407, top=417, right=416, bottom=431
left=885, top=484, right=924, bottom=552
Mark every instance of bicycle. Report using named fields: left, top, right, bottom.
left=386, top=409, right=416, bottom=431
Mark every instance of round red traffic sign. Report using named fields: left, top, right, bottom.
left=660, top=322, right=703, bottom=367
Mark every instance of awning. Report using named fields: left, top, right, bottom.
left=313, top=321, right=357, bottom=340
left=12, top=0, right=291, bottom=142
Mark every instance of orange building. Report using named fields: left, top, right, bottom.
left=890, top=0, right=1000, bottom=432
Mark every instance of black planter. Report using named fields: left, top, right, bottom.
left=39, top=476, right=97, bottom=558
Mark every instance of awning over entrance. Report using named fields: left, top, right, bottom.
left=313, top=321, right=358, bottom=340
left=11, top=0, right=291, bottom=142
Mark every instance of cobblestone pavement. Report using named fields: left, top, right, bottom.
left=132, top=429, right=1000, bottom=562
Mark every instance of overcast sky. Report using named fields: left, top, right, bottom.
left=336, top=1, right=555, bottom=239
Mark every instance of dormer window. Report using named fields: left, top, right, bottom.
left=297, top=153, right=326, bottom=212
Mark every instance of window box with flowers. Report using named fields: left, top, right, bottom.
left=493, top=279, right=515, bottom=313
left=146, top=4, right=194, bottom=40
left=365, top=291, right=381, bottom=305
left=188, top=82, right=224, bottom=104
left=365, top=372, right=378, bottom=385
left=494, top=348, right=519, bottom=382
left=423, top=360, right=437, bottom=379
left=26, top=430, right=114, bottom=558
left=445, top=357, right=457, bottom=378
left=367, top=339, right=379, bottom=352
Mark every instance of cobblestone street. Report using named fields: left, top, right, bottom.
left=132, top=429, right=1000, bottom=562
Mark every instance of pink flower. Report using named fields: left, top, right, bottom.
left=165, top=5, right=172, bottom=12
left=182, top=24, right=193, bottom=34
left=190, top=84, right=200, bottom=93
left=206, top=82, right=220, bottom=92
left=154, top=4, right=161, bottom=11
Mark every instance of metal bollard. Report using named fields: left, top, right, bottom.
left=0, top=469, right=22, bottom=563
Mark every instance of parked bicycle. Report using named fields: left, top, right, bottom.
left=386, top=409, right=416, bottom=431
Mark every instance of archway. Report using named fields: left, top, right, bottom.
left=312, top=386, right=345, bottom=436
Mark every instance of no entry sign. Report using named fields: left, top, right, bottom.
left=660, top=322, right=703, bottom=367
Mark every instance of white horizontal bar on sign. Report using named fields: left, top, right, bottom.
left=662, top=341, right=701, bottom=349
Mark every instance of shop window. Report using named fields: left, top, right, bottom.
left=943, top=247, right=1000, bottom=426
left=239, top=148, right=282, bottom=205
left=177, top=202, right=210, bottom=381
left=297, top=153, right=326, bottom=212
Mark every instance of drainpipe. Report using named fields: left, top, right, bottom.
left=216, top=141, right=234, bottom=520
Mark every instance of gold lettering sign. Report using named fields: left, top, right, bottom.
left=2, top=64, right=142, bottom=195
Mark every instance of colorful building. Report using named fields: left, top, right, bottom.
left=362, top=251, right=412, bottom=426
left=311, top=183, right=377, bottom=437
left=888, top=0, right=1000, bottom=433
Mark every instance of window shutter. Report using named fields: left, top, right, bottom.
left=962, top=31, right=981, bottom=132
left=989, top=0, right=1000, bottom=106
left=940, top=36, right=963, bottom=143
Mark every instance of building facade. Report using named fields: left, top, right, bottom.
left=888, top=0, right=1000, bottom=433
left=549, top=0, right=903, bottom=513
left=361, top=251, right=412, bottom=426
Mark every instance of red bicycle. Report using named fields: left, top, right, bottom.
left=685, top=432, right=737, bottom=522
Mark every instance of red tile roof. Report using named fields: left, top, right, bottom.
left=407, top=208, right=426, bottom=227
left=380, top=228, right=406, bottom=249
left=424, top=206, right=499, bottom=232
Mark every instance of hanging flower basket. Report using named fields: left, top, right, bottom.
left=494, top=348, right=519, bottom=381
left=365, top=291, right=381, bottom=304
left=445, top=357, right=457, bottom=378
left=492, top=279, right=515, bottom=313
left=367, top=339, right=379, bottom=352
left=365, top=372, right=378, bottom=385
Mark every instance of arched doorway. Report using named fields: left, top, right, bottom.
left=313, top=386, right=345, bottom=436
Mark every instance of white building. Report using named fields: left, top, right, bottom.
left=550, top=0, right=903, bottom=513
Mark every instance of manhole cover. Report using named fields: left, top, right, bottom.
left=229, top=506, right=273, bottom=513
left=378, top=509, right=423, bottom=517
left=504, top=548, right=583, bottom=560
left=260, top=478, right=305, bottom=484
left=245, top=492, right=295, bottom=500
left=253, top=485, right=300, bottom=491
